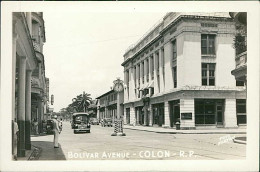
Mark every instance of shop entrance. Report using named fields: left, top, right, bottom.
left=126, top=108, right=130, bottom=124
left=195, top=99, right=224, bottom=125
left=169, top=100, right=180, bottom=127
left=152, top=103, right=164, bottom=127
left=216, top=104, right=224, bottom=126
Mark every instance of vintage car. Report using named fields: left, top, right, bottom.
left=90, top=118, right=99, bottom=125
left=101, top=118, right=113, bottom=127
left=72, top=113, right=91, bottom=134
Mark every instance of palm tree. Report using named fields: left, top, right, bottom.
left=71, top=91, right=92, bottom=112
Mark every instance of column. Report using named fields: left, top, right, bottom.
left=164, top=101, right=170, bottom=128
left=136, top=108, right=140, bottom=125
left=129, top=67, right=135, bottom=101
left=37, top=99, right=42, bottom=134
left=159, top=48, right=165, bottom=92
left=164, top=42, right=174, bottom=91
left=17, top=56, right=26, bottom=157
left=149, top=104, right=153, bottom=126
left=149, top=55, right=152, bottom=82
left=140, top=62, right=143, bottom=86
left=25, top=70, right=32, bottom=150
left=26, top=12, right=32, bottom=35
left=12, top=31, right=18, bottom=120
left=180, top=99, right=195, bottom=129
left=130, top=106, right=135, bottom=125
left=105, top=106, right=108, bottom=118
left=224, top=99, right=238, bottom=128
left=144, top=59, right=147, bottom=84
left=123, top=108, right=127, bottom=124
left=154, top=52, right=159, bottom=94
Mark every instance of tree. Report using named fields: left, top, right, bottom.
left=70, top=91, right=92, bottom=112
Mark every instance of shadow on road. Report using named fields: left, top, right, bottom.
left=32, top=141, right=66, bottom=160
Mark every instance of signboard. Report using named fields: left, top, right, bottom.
left=181, top=113, right=192, bottom=120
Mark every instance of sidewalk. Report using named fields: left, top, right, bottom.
left=30, top=134, right=66, bottom=160
left=16, top=146, right=39, bottom=161
left=123, top=125, right=246, bottom=134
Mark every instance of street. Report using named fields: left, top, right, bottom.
left=31, top=122, right=246, bottom=160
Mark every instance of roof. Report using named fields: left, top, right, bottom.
left=95, top=90, right=114, bottom=99
left=72, top=113, right=89, bottom=116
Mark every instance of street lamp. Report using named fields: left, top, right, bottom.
left=111, top=78, right=126, bottom=136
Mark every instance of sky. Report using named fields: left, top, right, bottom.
left=43, top=12, right=166, bottom=112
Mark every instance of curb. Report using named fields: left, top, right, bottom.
left=28, top=145, right=42, bottom=160
left=233, top=138, right=247, bottom=144
left=124, top=127, right=246, bottom=134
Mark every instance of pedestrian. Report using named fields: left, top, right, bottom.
left=52, top=115, right=60, bottom=148
left=33, top=119, right=38, bottom=135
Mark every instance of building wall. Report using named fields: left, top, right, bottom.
left=122, top=13, right=246, bottom=129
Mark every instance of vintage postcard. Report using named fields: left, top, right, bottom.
left=0, top=1, right=259, bottom=171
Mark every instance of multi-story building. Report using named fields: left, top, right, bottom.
left=122, top=12, right=246, bottom=129
left=230, top=12, right=247, bottom=125
left=12, top=12, right=49, bottom=158
left=96, top=89, right=124, bottom=123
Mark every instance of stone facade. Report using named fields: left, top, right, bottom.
left=12, top=12, right=49, bottom=158
left=122, top=12, right=246, bottom=129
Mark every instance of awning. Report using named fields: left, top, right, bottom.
left=148, top=81, right=154, bottom=88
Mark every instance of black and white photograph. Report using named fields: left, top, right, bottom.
left=1, top=1, right=259, bottom=172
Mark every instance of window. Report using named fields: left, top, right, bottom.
left=150, top=87, right=154, bottom=96
left=173, top=66, right=177, bottom=88
left=236, top=99, right=246, bottom=125
left=236, top=80, right=245, bottom=86
left=142, top=61, right=144, bottom=84
left=202, top=63, right=215, bottom=86
left=134, top=66, right=136, bottom=88
left=151, top=56, right=154, bottom=80
left=162, top=49, right=165, bottom=85
left=146, top=59, right=149, bottom=82
left=143, top=88, right=149, bottom=96
left=201, top=34, right=216, bottom=55
left=172, top=40, right=177, bottom=61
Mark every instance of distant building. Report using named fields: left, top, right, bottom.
left=96, top=89, right=124, bottom=122
left=122, top=13, right=246, bottom=129
left=12, top=12, right=49, bottom=158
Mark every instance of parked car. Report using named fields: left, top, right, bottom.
left=101, top=118, right=113, bottom=127
left=72, top=113, right=91, bottom=134
left=46, top=119, right=54, bottom=134
left=90, top=118, right=99, bottom=125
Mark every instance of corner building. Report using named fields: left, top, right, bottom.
left=12, top=12, right=49, bottom=157
left=122, top=13, right=246, bottom=129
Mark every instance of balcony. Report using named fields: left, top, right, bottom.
left=231, top=51, right=247, bottom=82
left=235, top=51, right=247, bottom=68
left=32, top=41, right=41, bottom=52
left=31, top=76, right=42, bottom=94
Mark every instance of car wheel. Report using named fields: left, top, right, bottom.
left=74, top=130, right=77, bottom=134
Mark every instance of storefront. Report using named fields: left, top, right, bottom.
left=236, top=99, right=246, bottom=125
left=169, top=100, right=180, bottom=128
left=135, top=106, right=144, bottom=125
left=126, top=108, right=130, bottom=124
left=195, top=99, right=225, bottom=126
left=152, top=103, right=164, bottom=127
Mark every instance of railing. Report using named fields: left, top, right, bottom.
left=235, top=51, right=247, bottom=68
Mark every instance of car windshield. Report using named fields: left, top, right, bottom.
left=74, top=115, right=89, bottom=124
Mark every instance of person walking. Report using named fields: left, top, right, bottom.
left=52, top=115, right=60, bottom=148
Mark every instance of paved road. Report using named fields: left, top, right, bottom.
left=32, top=121, right=246, bottom=160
